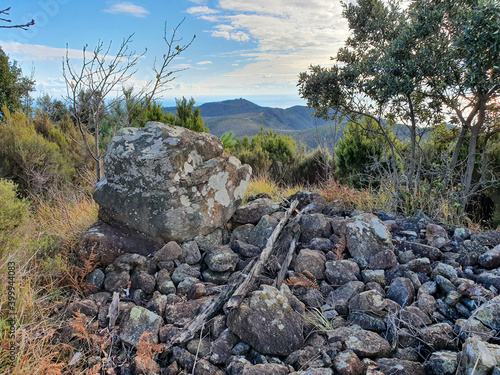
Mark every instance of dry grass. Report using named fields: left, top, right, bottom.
left=0, top=188, right=99, bottom=374
left=244, top=175, right=304, bottom=203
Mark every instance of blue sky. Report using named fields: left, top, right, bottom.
left=1, top=1, right=350, bottom=108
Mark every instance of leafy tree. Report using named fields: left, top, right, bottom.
left=37, top=93, right=70, bottom=123
left=171, top=97, right=208, bottom=133
left=335, top=118, right=397, bottom=188
left=0, top=47, right=35, bottom=118
left=299, top=0, right=500, bottom=209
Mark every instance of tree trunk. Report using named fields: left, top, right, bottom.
left=461, top=102, right=486, bottom=208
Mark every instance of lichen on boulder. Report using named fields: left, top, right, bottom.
left=93, top=122, right=251, bottom=243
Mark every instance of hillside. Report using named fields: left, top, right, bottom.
left=165, top=98, right=336, bottom=139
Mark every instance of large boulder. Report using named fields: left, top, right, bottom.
left=93, top=122, right=251, bottom=243
left=227, top=285, right=304, bottom=356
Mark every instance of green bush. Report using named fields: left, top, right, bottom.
left=0, top=179, right=29, bottom=252
left=0, top=107, right=94, bottom=194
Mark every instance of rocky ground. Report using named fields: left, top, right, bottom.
left=62, top=191, right=500, bottom=375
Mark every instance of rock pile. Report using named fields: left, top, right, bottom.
left=66, top=191, right=500, bottom=374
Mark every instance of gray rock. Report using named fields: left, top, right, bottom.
left=193, top=359, right=224, bottom=375
left=227, top=285, right=304, bottom=356
left=326, top=281, right=365, bottom=315
left=104, top=271, right=130, bottom=293
left=343, top=213, right=394, bottom=268
left=474, top=296, right=500, bottom=330
left=367, top=249, right=398, bottom=270
left=327, top=326, right=391, bottom=358
left=210, top=329, right=239, bottom=365
left=478, top=245, right=500, bottom=269
left=85, top=268, right=105, bottom=289
left=454, top=318, right=497, bottom=341
left=113, top=253, right=147, bottom=271
left=432, top=263, right=458, bottom=279
left=349, top=290, right=387, bottom=312
left=325, top=260, right=360, bottom=286
left=299, top=213, right=331, bottom=243
left=407, top=258, right=431, bottom=274
left=295, top=249, right=326, bottom=280
left=427, top=223, right=449, bottom=248
left=361, top=270, right=386, bottom=286
left=399, top=306, right=432, bottom=327
left=241, top=363, right=289, bottom=375
left=156, top=269, right=176, bottom=295
left=120, top=306, right=162, bottom=347
left=77, top=223, right=162, bottom=266
left=180, top=241, right=201, bottom=265
left=67, top=299, right=99, bottom=318
left=94, top=122, right=251, bottom=243
left=177, top=277, right=199, bottom=295
left=387, top=277, right=415, bottom=307
left=164, top=298, right=208, bottom=326
left=153, top=241, right=182, bottom=262
left=477, top=270, right=500, bottom=291
left=205, top=245, right=239, bottom=272
left=202, top=269, right=233, bottom=285
left=248, top=215, right=279, bottom=249
left=333, top=350, right=364, bottom=375
left=309, top=237, right=335, bottom=252
left=419, top=323, right=455, bottom=350
left=424, top=351, right=458, bottom=375
left=232, top=240, right=261, bottom=258
left=376, top=358, right=425, bottom=375
left=348, top=312, right=387, bottom=332
left=417, top=293, right=437, bottom=315
left=232, top=198, right=280, bottom=224
left=230, top=224, right=255, bottom=244
left=145, top=292, right=169, bottom=316
left=171, top=264, right=201, bottom=285
left=131, top=271, right=156, bottom=295
left=457, top=337, right=500, bottom=375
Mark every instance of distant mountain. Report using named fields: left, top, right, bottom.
left=164, top=98, right=336, bottom=140
left=164, top=98, right=426, bottom=150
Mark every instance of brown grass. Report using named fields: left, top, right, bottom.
left=0, top=188, right=98, bottom=374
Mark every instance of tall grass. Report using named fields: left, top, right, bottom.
left=0, top=187, right=98, bottom=374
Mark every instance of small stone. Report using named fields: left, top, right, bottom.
left=104, top=271, right=130, bottom=293
left=427, top=223, right=449, bottom=248
left=120, top=306, right=162, bottom=347
left=333, top=350, right=364, bottom=375
left=177, top=277, right=198, bottom=296
left=367, top=249, right=398, bottom=270
left=478, top=245, right=500, bottom=269
left=377, top=358, right=425, bottom=375
left=419, top=323, right=455, bottom=351
left=205, top=245, right=239, bottom=273
left=188, top=283, right=207, bottom=300
left=387, top=277, right=415, bottom=307
left=180, top=241, right=201, bottom=265
left=361, top=270, right=386, bottom=286
left=295, top=249, right=326, bottom=280
left=156, top=269, right=176, bottom=295
left=131, top=271, right=156, bottom=295
left=407, top=258, right=432, bottom=274
left=424, top=351, right=458, bottom=375
left=325, top=260, right=360, bottom=286
left=171, top=264, right=200, bottom=285
left=85, top=269, right=105, bottom=289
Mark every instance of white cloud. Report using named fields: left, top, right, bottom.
left=103, top=2, right=149, bottom=18
left=187, top=6, right=219, bottom=15
left=184, top=0, right=350, bottom=95
left=197, top=61, right=213, bottom=65
left=0, top=40, right=94, bottom=61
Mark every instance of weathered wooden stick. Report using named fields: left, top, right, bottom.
left=275, top=202, right=313, bottom=289
left=165, top=199, right=299, bottom=350
left=165, top=259, right=255, bottom=351
left=276, top=237, right=297, bottom=289
left=225, top=199, right=299, bottom=310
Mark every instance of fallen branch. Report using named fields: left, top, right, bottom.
left=225, top=199, right=299, bottom=310
left=165, top=199, right=299, bottom=351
